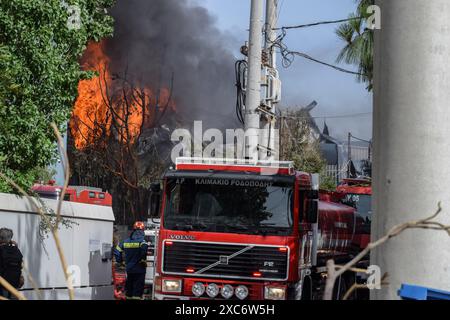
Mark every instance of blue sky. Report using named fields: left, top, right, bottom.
left=194, top=0, right=373, bottom=141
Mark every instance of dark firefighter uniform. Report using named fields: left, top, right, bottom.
left=115, top=223, right=148, bottom=299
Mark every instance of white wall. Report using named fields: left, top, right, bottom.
left=0, top=193, right=115, bottom=300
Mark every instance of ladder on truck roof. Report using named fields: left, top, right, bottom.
left=175, top=157, right=295, bottom=175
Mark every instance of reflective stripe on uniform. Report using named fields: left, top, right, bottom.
left=115, top=245, right=123, bottom=252
left=123, top=242, right=141, bottom=249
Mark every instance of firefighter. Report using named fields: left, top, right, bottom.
left=0, top=228, right=24, bottom=299
left=115, top=221, right=148, bottom=300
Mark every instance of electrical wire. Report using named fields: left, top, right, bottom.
left=270, top=28, right=367, bottom=76
left=273, top=16, right=363, bottom=31
left=286, top=51, right=365, bottom=76
left=235, top=60, right=248, bottom=125
left=234, top=11, right=368, bottom=123
left=349, top=134, right=372, bottom=144
left=281, top=112, right=372, bottom=120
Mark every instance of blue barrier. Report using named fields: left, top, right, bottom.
left=398, top=284, right=450, bottom=300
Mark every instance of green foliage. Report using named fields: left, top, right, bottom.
left=32, top=195, right=79, bottom=241
left=289, top=142, right=326, bottom=174
left=32, top=166, right=57, bottom=183
left=280, top=109, right=335, bottom=191
left=320, top=174, right=337, bottom=192
left=0, top=0, right=114, bottom=193
left=336, top=0, right=374, bottom=91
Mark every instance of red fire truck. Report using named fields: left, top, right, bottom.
left=336, top=178, right=372, bottom=250
left=150, top=158, right=363, bottom=300
left=31, top=182, right=112, bottom=207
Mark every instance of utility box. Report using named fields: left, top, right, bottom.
left=0, top=193, right=115, bottom=300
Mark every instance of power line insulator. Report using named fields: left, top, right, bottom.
left=240, top=45, right=249, bottom=57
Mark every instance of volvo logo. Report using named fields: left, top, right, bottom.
left=168, top=235, right=195, bottom=240
left=219, top=256, right=229, bottom=265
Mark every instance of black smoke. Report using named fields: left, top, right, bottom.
left=107, top=0, right=240, bottom=130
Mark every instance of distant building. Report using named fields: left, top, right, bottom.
left=300, top=105, right=372, bottom=184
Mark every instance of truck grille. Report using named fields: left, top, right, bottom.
left=162, top=241, right=289, bottom=281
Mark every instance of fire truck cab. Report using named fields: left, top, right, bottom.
left=150, top=158, right=359, bottom=300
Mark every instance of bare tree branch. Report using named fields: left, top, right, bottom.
left=0, top=276, right=26, bottom=300
left=51, top=123, right=69, bottom=225
left=22, top=264, right=43, bottom=300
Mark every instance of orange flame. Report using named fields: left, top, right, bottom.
left=70, top=41, right=175, bottom=149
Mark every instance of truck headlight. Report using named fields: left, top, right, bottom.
left=206, top=283, right=220, bottom=298
left=162, top=279, right=182, bottom=293
left=264, top=286, right=286, bottom=300
left=221, top=285, right=234, bottom=299
left=235, top=285, right=249, bottom=300
left=192, top=282, right=205, bottom=297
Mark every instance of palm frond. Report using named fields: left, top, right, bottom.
left=335, top=0, right=374, bottom=91
left=335, top=23, right=354, bottom=44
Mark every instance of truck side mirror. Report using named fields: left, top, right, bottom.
left=148, top=182, right=161, bottom=217
left=305, top=173, right=320, bottom=223
left=305, top=199, right=318, bottom=223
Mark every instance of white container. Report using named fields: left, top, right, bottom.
left=0, top=193, right=115, bottom=300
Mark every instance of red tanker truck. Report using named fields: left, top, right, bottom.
left=150, top=158, right=366, bottom=300
left=336, top=178, right=372, bottom=250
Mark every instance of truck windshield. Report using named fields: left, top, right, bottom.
left=36, top=192, right=60, bottom=200
left=163, top=178, right=293, bottom=236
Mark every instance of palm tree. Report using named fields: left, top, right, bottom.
left=336, top=0, right=374, bottom=91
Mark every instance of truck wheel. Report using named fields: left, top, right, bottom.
left=301, top=276, right=313, bottom=300
left=332, top=275, right=349, bottom=300
left=344, top=273, right=357, bottom=300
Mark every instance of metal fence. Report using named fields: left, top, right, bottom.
left=325, top=162, right=350, bottom=185
left=323, top=144, right=370, bottom=184
left=348, top=145, right=370, bottom=162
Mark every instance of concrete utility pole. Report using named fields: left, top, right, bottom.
left=259, top=0, right=281, bottom=161
left=264, top=0, right=277, bottom=68
left=244, top=0, right=264, bottom=161
left=372, top=0, right=450, bottom=299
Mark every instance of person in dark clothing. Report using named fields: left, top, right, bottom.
left=0, top=228, right=23, bottom=299
left=115, top=222, right=148, bottom=300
